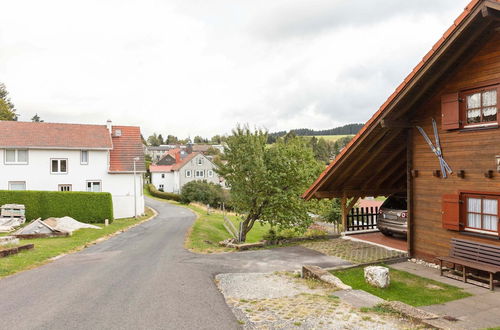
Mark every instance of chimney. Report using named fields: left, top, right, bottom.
left=175, top=151, right=181, bottom=163
left=106, top=119, right=112, bottom=133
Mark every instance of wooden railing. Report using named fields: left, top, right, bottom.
left=346, top=206, right=379, bottom=232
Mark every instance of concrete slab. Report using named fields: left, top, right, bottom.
left=333, top=289, right=385, bottom=308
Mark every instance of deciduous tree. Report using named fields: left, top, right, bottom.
left=217, top=126, right=322, bottom=241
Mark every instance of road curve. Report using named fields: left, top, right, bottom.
left=0, top=197, right=350, bottom=329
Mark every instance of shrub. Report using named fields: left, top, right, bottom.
left=147, top=184, right=181, bottom=202
left=0, top=190, right=113, bottom=223
left=179, top=180, right=227, bottom=208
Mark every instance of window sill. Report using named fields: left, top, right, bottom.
left=459, top=124, right=499, bottom=132
left=460, top=230, right=500, bottom=241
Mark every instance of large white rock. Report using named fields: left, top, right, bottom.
left=364, top=266, right=390, bottom=288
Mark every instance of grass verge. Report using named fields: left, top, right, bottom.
left=144, top=187, right=270, bottom=253
left=0, top=207, right=155, bottom=278
left=331, top=265, right=471, bottom=306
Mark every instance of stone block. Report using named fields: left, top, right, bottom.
left=364, top=265, right=390, bottom=288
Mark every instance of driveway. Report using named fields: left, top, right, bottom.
left=0, top=197, right=351, bottom=329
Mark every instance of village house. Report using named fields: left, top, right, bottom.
left=304, top=0, right=500, bottom=263
left=0, top=120, right=146, bottom=219
left=150, top=148, right=222, bottom=193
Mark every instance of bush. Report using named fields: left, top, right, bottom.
left=0, top=190, right=113, bottom=223
left=147, top=184, right=181, bottom=202
left=179, top=180, right=227, bottom=208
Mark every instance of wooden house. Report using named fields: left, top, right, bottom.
left=304, top=0, right=500, bottom=261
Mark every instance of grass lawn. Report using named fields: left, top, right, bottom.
left=0, top=207, right=155, bottom=278
left=332, top=266, right=471, bottom=306
left=303, top=134, right=354, bottom=142
left=143, top=187, right=270, bottom=253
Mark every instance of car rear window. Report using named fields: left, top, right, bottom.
left=382, top=196, right=407, bottom=210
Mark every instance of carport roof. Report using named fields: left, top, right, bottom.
left=303, top=0, right=500, bottom=200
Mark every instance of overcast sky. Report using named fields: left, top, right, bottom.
left=1, top=0, right=470, bottom=138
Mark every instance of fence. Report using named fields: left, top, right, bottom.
left=346, top=206, right=379, bottom=232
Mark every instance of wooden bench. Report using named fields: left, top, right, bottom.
left=436, top=238, right=500, bottom=291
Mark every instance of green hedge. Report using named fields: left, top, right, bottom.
left=147, top=184, right=181, bottom=202
left=0, top=190, right=114, bottom=223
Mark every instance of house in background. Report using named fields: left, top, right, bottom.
left=304, top=0, right=500, bottom=261
left=0, top=120, right=146, bottom=219
left=150, top=148, right=222, bottom=193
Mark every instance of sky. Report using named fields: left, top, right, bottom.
left=0, top=0, right=471, bottom=139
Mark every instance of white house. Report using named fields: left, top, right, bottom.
left=0, top=120, right=146, bottom=219
left=150, top=149, right=222, bottom=193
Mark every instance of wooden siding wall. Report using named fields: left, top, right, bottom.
left=412, top=31, right=500, bottom=261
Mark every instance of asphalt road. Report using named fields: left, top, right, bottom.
left=0, top=197, right=350, bottom=330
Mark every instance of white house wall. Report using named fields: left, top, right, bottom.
left=151, top=172, right=175, bottom=193
left=0, top=149, right=144, bottom=219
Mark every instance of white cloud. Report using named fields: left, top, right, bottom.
left=0, top=0, right=470, bottom=138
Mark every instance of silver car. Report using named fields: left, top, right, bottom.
left=377, top=193, right=408, bottom=236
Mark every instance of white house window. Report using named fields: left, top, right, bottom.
left=195, top=170, right=204, bottom=178
left=161, top=173, right=165, bottom=179
left=465, top=194, right=499, bottom=234
left=86, top=181, right=101, bottom=192
left=81, top=150, right=89, bottom=165
left=51, top=159, right=68, bottom=174
left=208, top=170, right=214, bottom=177
left=4, top=149, right=28, bottom=164
left=58, top=184, right=72, bottom=192
left=197, top=158, right=203, bottom=165
left=159, top=184, right=164, bottom=191
left=185, top=170, right=192, bottom=178
left=8, top=181, right=26, bottom=190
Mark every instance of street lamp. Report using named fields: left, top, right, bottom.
left=133, top=157, right=140, bottom=219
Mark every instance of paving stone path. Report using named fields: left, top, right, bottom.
left=216, top=272, right=413, bottom=329
left=300, top=238, right=407, bottom=264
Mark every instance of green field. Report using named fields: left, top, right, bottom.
left=303, top=135, right=354, bottom=142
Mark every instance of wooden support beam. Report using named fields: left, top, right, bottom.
left=374, top=162, right=407, bottom=190
left=380, top=119, right=412, bottom=129
left=341, top=196, right=359, bottom=232
left=344, top=130, right=405, bottom=183
left=406, top=128, right=414, bottom=256
left=362, top=144, right=406, bottom=189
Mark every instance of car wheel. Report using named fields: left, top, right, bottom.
left=380, top=230, right=393, bottom=237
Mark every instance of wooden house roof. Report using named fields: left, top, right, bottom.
left=303, top=0, right=500, bottom=200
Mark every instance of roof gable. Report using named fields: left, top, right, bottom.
left=304, top=0, right=500, bottom=199
left=109, top=126, right=146, bottom=173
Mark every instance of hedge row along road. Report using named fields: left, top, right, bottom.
left=0, top=197, right=349, bottom=329
left=0, top=190, right=114, bottom=223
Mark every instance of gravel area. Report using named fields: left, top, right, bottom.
left=216, top=272, right=415, bottom=329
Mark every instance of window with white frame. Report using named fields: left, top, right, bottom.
left=81, top=150, right=89, bottom=165
left=161, top=173, right=165, bottom=179
left=197, top=157, right=203, bottom=165
left=208, top=170, right=214, bottom=177
left=464, top=193, right=499, bottom=234
left=8, top=181, right=26, bottom=190
left=4, top=149, right=28, bottom=164
left=159, top=184, right=164, bottom=191
left=185, top=170, right=192, bottom=178
left=51, top=159, right=68, bottom=174
left=86, top=181, right=101, bottom=192
left=58, top=184, right=72, bottom=192
left=195, top=170, right=204, bottom=178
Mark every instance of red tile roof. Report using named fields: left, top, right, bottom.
left=149, top=151, right=200, bottom=172
left=0, top=121, right=145, bottom=173
left=303, top=0, right=497, bottom=199
left=109, top=126, right=146, bottom=173
left=0, top=121, right=112, bottom=149
left=149, top=164, right=174, bottom=173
